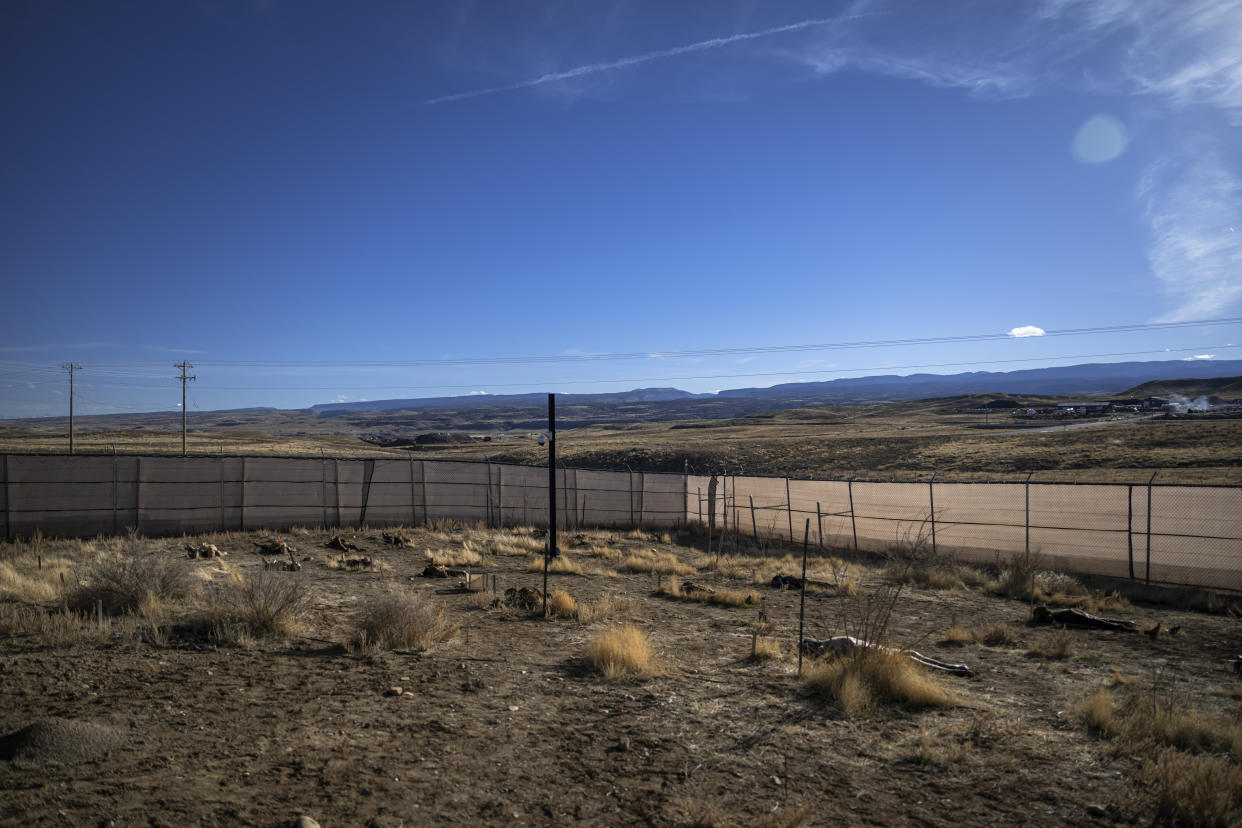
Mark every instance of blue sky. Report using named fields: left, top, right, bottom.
left=2, top=0, right=1240, bottom=418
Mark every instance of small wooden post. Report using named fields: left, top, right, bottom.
left=749, top=495, right=759, bottom=545
left=928, top=473, right=938, bottom=557
left=1024, top=471, right=1033, bottom=557
left=1127, top=483, right=1134, bottom=579
left=848, top=475, right=859, bottom=555
left=816, top=502, right=823, bottom=550
left=797, top=518, right=810, bottom=676
left=785, top=475, right=794, bottom=543
left=1145, top=472, right=1157, bottom=583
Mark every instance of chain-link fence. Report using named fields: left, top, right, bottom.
left=689, top=473, right=1242, bottom=592
left=2, top=454, right=1239, bottom=591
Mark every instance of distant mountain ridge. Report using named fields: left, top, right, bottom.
left=313, top=359, right=1242, bottom=414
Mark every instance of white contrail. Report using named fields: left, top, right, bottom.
left=424, top=16, right=847, bottom=105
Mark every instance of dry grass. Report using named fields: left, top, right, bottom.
left=1078, top=681, right=1242, bottom=826
left=352, top=589, right=458, bottom=651
left=938, top=625, right=976, bottom=646
left=0, top=559, right=76, bottom=604
left=572, top=593, right=640, bottom=625
left=804, top=649, right=955, bottom=715
left=587, top=623, right=656, bottom=679
left=749, top=635, right=787, bottom=661
left=208, top=569, right=310, bottom=639
left=618, top=550, right=695, bottom=576
left=427, top=542, right=483, bottom=568
left=980, top=624, right=1018, bottom=646
left=1077, top=683, right=1242, bottom=757
left=527, top=555, right=585, bottom=575
left=0, top=603, right=111, bottom=648
left=1026, top=627, right=1076, bottom=659
left=547, top=589, right=578, bottom=618
left=1141, top=748, right=1242, bottom=827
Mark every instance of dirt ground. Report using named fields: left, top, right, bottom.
left=1, top=524, right=1240, bottom=827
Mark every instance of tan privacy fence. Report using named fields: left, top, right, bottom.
left=689, top=474, right=1242, bottom=592
left=0, top=454, right=686, bottom=540
left=1, top=454, right=1239, bottom=591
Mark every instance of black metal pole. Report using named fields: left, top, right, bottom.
left=544, top=393, right=556, bottom=616
left=798, top=518, right=810, bottom=676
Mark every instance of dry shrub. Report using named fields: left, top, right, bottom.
left=914, top=723, right=971, bottom=766
left=352, top=589, right=457, bottom=651
left=528, top=555, right=584, bottom=575
left=548, top=589, right=577, bottom=618
left=1141, top=747, right=1242, bottom=827
left=980, top=624, right=1017, bottom=646
left=938, top=625, right=976, bottom=646
left=211, top=569, right=310, bottom=638
left=618, top=551, right=694, bottom=576
left=587, top=623, right=655, bottom=679
left=804, top=649, right=955, bottom=715
left=69, top=552, right=197, bottom=616
left=889, top=562, right=965, bottom=591
left=1027, top=627, right=1076, bottom=659
left=835, top=577, right=861, bottom=596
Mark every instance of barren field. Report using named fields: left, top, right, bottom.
left=3, top=524, right=1241, bottom=826
left=3, top=400, right=1241, bottom=484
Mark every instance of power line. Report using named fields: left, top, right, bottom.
left=19, top=315, right=1242, bottom=371
left=62, top=363, right=81, bottom=453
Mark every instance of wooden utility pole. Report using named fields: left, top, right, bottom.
left=62, top=363, right=82, bottom=454
left=175, top=362, right=196, bottom=457
left=543, top=393, right=557, bottom=616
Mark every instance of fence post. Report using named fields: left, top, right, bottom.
left=3, top=454, right=10, bottom=541
left=697, top=487, right=702, bottom=525
left=221, top=447, right=228, bottom=532
left=1145, top=472, right=1157, bottom=583
left=627, top=465, right=635, bottom=527
left=848, top=474, right=858, bottom=555
left=928, top=473, right=938, bottom=558
left=486, top=459, right=493, bottom=528
left=1024, top=471, right=1032, bottom=558
left=322, top=449, right=330, bottom=530
left=409, top=456, right=417, bottom=527
left=135, top=457, right=143, bottom=534
left=239, top=456, right=245, bottom=531
left=639, top=471, right=646, bottom=528
left=816, top=502, right=823, bottom=550
left=1127, top=483, right=1134, bottom=580
left=785, top=474, right=794, bottom=543
left=749, top=495, right=759, bottom=545
left=797, top=518, right=810, bottom=676
left=683, top=461, right=689, bottom=528
left=497, top=464, right=504, bottom=529
left=113, top=446, right=120, bottom=536
left=419, top=460, right=426, bottom=526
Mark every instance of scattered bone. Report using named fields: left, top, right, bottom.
left=185, top=542, right=224, bottom=559
left=326, top=535, right=360, bottom=553
left=421, top=564, right=466, bottom=579
left=503, top=586, right=542, bottom=611
left=382, top=531, right=413, bottom=547
left=263, top=557, right=302, bottom=572
left=800, top=635, right=974, bottom=678
left=678, top=581, right=715, bottom=596
left=1030, top=606, right=1136, bottom=632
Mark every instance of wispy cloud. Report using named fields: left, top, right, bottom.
left=1139, top=144, right=1242, bottom=322
left=424, top=16, right=854, bottom=105
left=1184, top=353, right=1215, bottom=360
